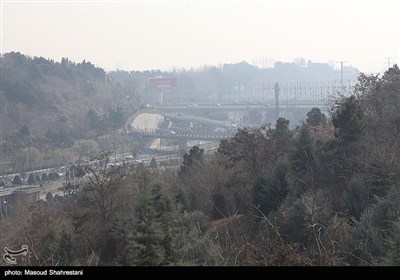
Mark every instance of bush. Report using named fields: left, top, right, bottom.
left=41, top=173, right=48, bottom=182
left=27, top=174, right=35, bottom=185
left=13, top=175, right=23, bottom=185
left=35, top=175, right=42, bottom=183
left=48, top=172, right=56, bottom=181
left=45, top=192, right=54, bottom=201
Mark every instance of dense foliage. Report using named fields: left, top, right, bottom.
left=1, top=66, right=399, bottom=266
left=0, top=52, right=140, bottom=156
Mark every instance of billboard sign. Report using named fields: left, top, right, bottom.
left=148, top=77, right=177, bottom=89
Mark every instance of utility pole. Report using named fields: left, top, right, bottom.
left=71, top=166, right=75, bottom=188
left=121, top=130, right=125, bottom=165
left=340, top=61, right=343, bottom=83
left=28, top=135, right=31, bottom=172
left=385, top=57, right=392, bottom=71
left=336, top=61, right=347, bottom=83
left=336, top=61, right=348, bottom=95
left=113, top=129, right=117, bottom=163
left=274, top=82, right=280, bottom=121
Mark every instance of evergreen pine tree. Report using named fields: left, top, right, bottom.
left=129, top=184, right=163, bottom=265
left=253, top=159, right=290, bottom=216
left=290, top=125, right=318, bottom=196
left=149, top=157, right=158, bottom=169
left=27, top=173, right=35, bottom=185
left=332, top=95, right=365, bottom=145
left=306, top=107, right=327, bottom=126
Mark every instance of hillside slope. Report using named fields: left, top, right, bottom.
left=0, top=52, right=139, bottom=154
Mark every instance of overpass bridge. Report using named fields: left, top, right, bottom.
left=134, top=130, right=234, bottom=141
left=128, top=109, right=235, bottom=129
left=154, top=100, right=328, bottom=113
left=128, top=99, right=330, bottom=146
left=130, top=129, right=234, bottom=154
left=163, top=112, right=232, bottom=128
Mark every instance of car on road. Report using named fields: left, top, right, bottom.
left=177, top=113, right=184, bottom=116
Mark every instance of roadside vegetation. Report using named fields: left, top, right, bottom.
left=1, top=65, right=399, bottom=266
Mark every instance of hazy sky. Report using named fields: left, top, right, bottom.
left=1, top=0, right=399, bottom=73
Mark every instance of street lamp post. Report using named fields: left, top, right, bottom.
left=113, top=129, right=117, bottom=163
left=121, top=130, right=125, bottom=165
left=4, top=200, right=8, bottom=218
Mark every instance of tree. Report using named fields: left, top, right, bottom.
left=27, top=173, right=35, bottom=185
left=19, top=125, right=30, bottom=138
left=13, top=175, right=23, bottom=185
left=149, top=157, right=158, bottom=169
left=275, top=117, right=289, bottom=136
left=15, top=148, right=29, bottom=174
left=385, top=63, right=400, bottom=76
left=45, top=192, right=53, bottom=201
left=128, top=181, right=220, bottom=265
left=217, top=125, right=275, bottom=179
left=72, top=152, right=131, bottom=263
left=179, top=145, right=204, bottom=177
left=342, top=175, right=369, bottom=219
left=354, top=70, right=400, bottom=193
left=327, top=95, right=366, bottom=189
left=274, top=117, right=293, bottom=156
left=290, top=125, right=319, bottom=195
left=170, top=210, right=220, bottom=265
left=48, top=172, right=56, bottom=181
left=78, top=153, right=128, bottom=227
left=276, top=189, right=333, bottom=247
left=291, top=125, right=316, bottom=175
left=380, top=221, right=400, bottom=265
left=35, top=175, right=41, bottom=184
left=41, top=173, right=48, bottom=182
left=306, top=107, right=327, bottom=126
left=86, top=109, right=102, bottom=133
left=332, top=95, right=365, bottom=144
left=252, top=158, right=290, bottom=216
left=129, top=183, right=163, bottom=265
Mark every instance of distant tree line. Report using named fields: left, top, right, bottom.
left=0, top=52, right=141, bottom=162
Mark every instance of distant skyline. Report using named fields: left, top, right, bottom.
left=1, top=0, right=399, bottom=74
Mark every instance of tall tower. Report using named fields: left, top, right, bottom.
left=274, top=82, right=280, bottom=121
